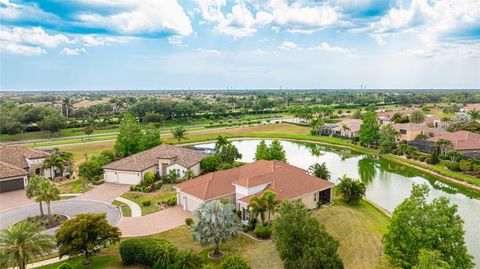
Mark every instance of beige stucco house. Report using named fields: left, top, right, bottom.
left=103, top=144, right=206, bottom=185
left=174, top=160, right=334, bottom=223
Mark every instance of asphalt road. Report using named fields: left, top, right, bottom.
left=0, top=199, right=121, bottom=234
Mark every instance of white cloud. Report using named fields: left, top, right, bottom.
left=0, top=0, right=59, bottom=24
left=0, top=26, right=70, bottom=48
left=0, top=41, right=45, bottom=55
left=74, top=0, right=193, bottom=36
left=215, top=1, right=257, bottom=38
left=196, top=48, right=221, bottom=54
left=61, top=47, right=87, bottom=56
left=168, top=37, right=185, bottom=46
left=307, top=42, right=354, bottom=54
left=278, top=41, right=298, bottom=50
left=78, top=35, right=134, bottom=46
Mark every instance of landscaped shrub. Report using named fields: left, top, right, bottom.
left=418, top=155, right=427, bottom=162
left=57, top=263, right=72, bottom=269
left=429, top=154, right=440, bottom=165
left=120, top=238, right=178, bottom=266
left=92, top=179, right=104, bottom=185
left=253, top=225, right=272, bottom=239
left=171, top=250, right=203, bottom=269
left=406, top=155, right=412, bottom=159
left=310, top=129, right=317, bottom=135
left=221, top=254, right=251, bottom=269
left=439, top=154, right=448, bottom=160
left=245, top=219, right=256, bottom=231
left=185, top=217, right=193, bottom=226
left=447, top=162, right=461, bottom=172
left=168, top=197, right=177, bottom=206
left=141, top=199, right=151, bottom=206
left=143, top=171, right=155, bottom=185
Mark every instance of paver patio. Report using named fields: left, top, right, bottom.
left=74, top=183, right=131, bottom=203
left=0, top=189, right=34, bottom=211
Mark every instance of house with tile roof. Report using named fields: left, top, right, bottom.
left=174, top=160, right=334, bottom=222
left=393, top=123, right=446, bottom=142
left=103, top=144, right=207, bottom=185
left=427, top=131, right=480, bottom=153
left=0, top=144, right=55, bottom=192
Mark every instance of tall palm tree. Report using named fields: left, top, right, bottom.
left=308, top=162, right=331, bottom=180
left=62, top=98, right=73, bottom=118
left=42, top=155, right=64, bottom=179
left=38, top=181, right=60, bottom=218
left=170, top=126, right=188, bottom=143
left=262, top=190, right=279, bottom=223
left=341, top=124, right=351, bottom=137
left=0, top=222, right=55, bottom=269
left=435, top=139, right=453, bottom=155
left=214, top=135, right=229, bottom=150
left=25, top=175, right=46, bottom=217
left=247, top=194, right=269, bottom=225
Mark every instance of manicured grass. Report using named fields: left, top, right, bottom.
left=112, top=200, right=132, bottom=217
left=35, top=254, right=141, bottom=269
left=313, top=200, right=390, bottom=269
left=56, top=179, right=91, bottom=193
left=121, top=185, right=176, bottom=216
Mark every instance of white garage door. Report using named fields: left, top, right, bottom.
left=117, top=172, right=141, bottom=185
left=186, top=196, right=202, bottom=212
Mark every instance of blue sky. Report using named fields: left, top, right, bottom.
left=0, top=0, right=479, bottom=90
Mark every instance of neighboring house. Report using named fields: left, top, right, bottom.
left=0, top=144, right=58, bottom=192
left=103, top=144, right=206, bottom=185
left=460, top=104, right=480, bottom=113
left=0, top=161, right=29, bottom=193
left=174, top=160, right=334, bottom=223
left=393, top=123, right=445, bottom=142
left=331, top=119, right=362, bottom=138
left=72, top=98, right=109, bottom=109
left=378, top=108, right=415, bottom=125
left=427, top=131, right=480, bottom=153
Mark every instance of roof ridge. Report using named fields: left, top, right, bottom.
left=202, top=173, right=214, bottom=199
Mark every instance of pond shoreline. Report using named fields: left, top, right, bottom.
left=181, top=136, right=480, bottom=194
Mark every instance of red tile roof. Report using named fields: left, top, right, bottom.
left=0, top=144, right=50, bottom=169
left=174, top=160, right=333, bottom=202
left=0, top=161, right=28, bottom=180
left=427, top=131, right=480, bottom=151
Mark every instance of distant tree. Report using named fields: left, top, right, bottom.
left=443, top=106, right=455, bottom=115
left=0, top=222, right=55, bottom=269
left=413, top=249, right=451, bottom=269
left=39, top=113, right=66, bottom=134
left=467, top=109, right=480, bottom=120
left=379, top=124, right=399, bottom=154
left=25, top=175, right=46, bottom=216
left=359, top=111, right=380, bottom=147
left=383, top=184, right=474, bottom=269
left=352, top=108, right=362, bottom=119
left=200, top=154, right=221, bottom=172
left=410, top=110, right=425, bottom=124
left=191, top=201, right=241, bottom=257
left=141, top=124, right=161, bottom=150
left=268, top=140, right=287, bottom=162
left=272, top=200, right=343, bottom=269
left=254, top=140, right=269, bottom=161
left=453, top=113, right=472, bottom=125
left=114, top=114, right=143, bottom=156
left=83, top=125, right=94, bottom=136
left=170, top=126, right=188, bottom=143
left=218, top=143, right=242, bottom=164
left=336, top=175, right=366, bottom=205
left=56, top=213, right=121, bottom=265
left=78, top=159, right=102, bottom=186
left=143, top=111, right=164, bottom=124
left=308, top=162, right=331, bottom=180
left=214, top=135, right=229, bottom=150
left=0, top=117, right=24, bottom=135
left=42, top=155, right=64, bottom=179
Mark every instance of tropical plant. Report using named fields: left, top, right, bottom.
left=200, top=154, right=221, bottom=172
left=0, top=221, right=55, bottom=269
left=435, top=139, right=453, bottom=154
left=453, top=113, right=472, bottom=125
left=308, top=162, right=331, bottom=180
left=383, top=184, right=474, bottom=269
left=379, top=124, right=399, bottom=154
left=468, top=109, right=480, bottom=120
left=25, top=175, right=46, bottom=216
left=247, top=190, right=279, bottom=225
left=272, top=200, right=343, bottom=269
left=254, top=140, right=287, bottom=162
left=218, top=143, right=242, bottom=164
left=191, top=201, right=241, bottom=257
left=56, top=213, right=121, bottom=265
left=214, top=135, right=229, bottom=150
left=38, top=180, right=60, bottom=218
left=410, top=110, right=425, bottom=124
left=170, top=126, right=188, bottom=143
left=183, top=169, right=195, bottom=180
left=221, top=254, right=251, bottom=269
left=171, top=250, right=203, bottom=269
left=447, top=151, right=463, bottom=163
left=43, top=154, right=64, bottom=179
left=336, top=175, right=366, bottom=205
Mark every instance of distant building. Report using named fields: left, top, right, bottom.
left=393, top=123, right=445, bottom=142
left=317, top=119, right=362, bottom=138
left=427, top=131, right=480, bottom=153
left=460, top=104, right=480, bottom=113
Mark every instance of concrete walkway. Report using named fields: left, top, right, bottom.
left=115, top=197, right=141, bottom=217
left=74, top=183, right=131, bottom=203
left=29, top=256, right=69, bottom=268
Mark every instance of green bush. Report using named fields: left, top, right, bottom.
left=418, top=155, right=427, bottom=162
left=447, top=162, right=461, bottom=172
left=253, top=225, right=272, bottom=239
left=221, top=254, right=251, bottom=269
left=57, top=263, right=72, bottom=269
left=168, top=197, right=177, bottom=206
left=185, top=217, right=193, bottom=226
left=429, top=154, right=440, bottom=165
left=92, top=179, right=104, bottom=185
left=310, top=129, right=317, bottom=135
left=246, top=219, right=256, bottom=231
left=142, top=199, right=151, bottom=206
left=143, top=171, right=155, bottom=185
left=119, top=238, right=177, bottom=266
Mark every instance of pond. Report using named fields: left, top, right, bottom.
left=194, top=139, right=480, bottom=267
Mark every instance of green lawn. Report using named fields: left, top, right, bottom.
left=121, top=185, right=176, bottom=216
left=57, top=179, right=92, bottom=193
left=36, top=198, right=389, bottom=269
left=112, top=200, right=132, bottom=217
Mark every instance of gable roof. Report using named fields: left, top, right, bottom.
left=332, top=119, right=362, bottom=133
left=427, top=131, right=480, bottom=151
left=0, top=161, right=28, bottom=180
left=103, top=144, right=207, bottom=172
left=175, top=160, right=333, bottom=202
left=0, top=144, right=50, bottom=169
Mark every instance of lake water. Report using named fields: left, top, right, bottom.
left=194, top=139, right=480, bottom=267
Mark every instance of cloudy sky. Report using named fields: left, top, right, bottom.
left=1, top=0, right=479, bottom=90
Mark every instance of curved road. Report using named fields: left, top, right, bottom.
left=0, top=199, right=121, bottom=234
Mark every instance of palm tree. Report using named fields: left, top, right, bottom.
left=170, top=126, right=187, bottom=143
left=336, top=175, right=366, bottom=205
left=341, top=124, right=351, bottom=137
left=468, top=109, right=480, bottom=120
left=25, top=175, right=46, bottom=217
left=0, top=222, right=55, bottom=269
left=247, top=194, right=269, bottom=225
left=155, top=241, right=178, bottom=268
left=308, top=162, right=331, bottom=180
left=38, top=181, right=60, bottom=218
left=62, top=98, right=73, bottom=118
left=214, top=135, right=229, bottom=150
left=262, top=191, right=279, bottom=223
left=435, top=139, right=453, bottom=155
left=42, top=155, right=64, bottom=179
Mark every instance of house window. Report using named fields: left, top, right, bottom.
left=313, top=192, right=317, bottom=202
left=400, top=129, right=407, bottom=134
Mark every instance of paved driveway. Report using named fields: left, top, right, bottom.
left=0, top=200, right=121, bottom=234
left=75, top=183, right=131, bottom=203
left=0, top=190, right=34, bottom=212
left=118, top=206, right=192, bottom=237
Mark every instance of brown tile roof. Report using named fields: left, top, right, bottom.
left=332, top=119, right=362, bottom=133
left=0, top=144, right=50, bottom=169
left=72, top=99, right=109, bottom=109
left=393, top=123, right=426, bottom=131
left=463, top=104, right=480, bottom=111
left=427, top=131, right=480, bottom=151
left=103, top=144, right=206, bottom=172
left=0, top=161, right=28, bottom=180
left=175, top=160, right=333, bottom=202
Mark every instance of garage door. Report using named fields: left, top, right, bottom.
left=186, top=196, right=202, bottom=212
left=117, top=172, right=141, bottom=185
left=0, top=178, right=25, bottom=193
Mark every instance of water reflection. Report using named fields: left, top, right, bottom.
left=193, top=139, right=480, bottom=267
